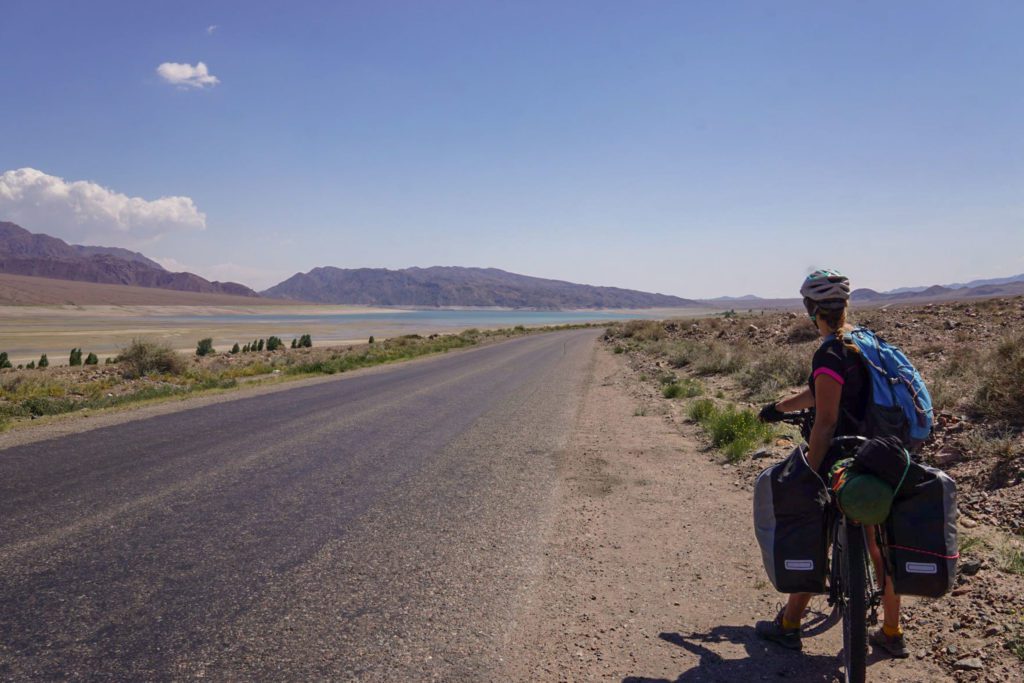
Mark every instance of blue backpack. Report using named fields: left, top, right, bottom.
left=846, top=327, right=933, bottom=446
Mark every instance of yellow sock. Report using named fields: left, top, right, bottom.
left=782, top=616, right=800, bottom=631
left=882, top=622, right=903, bottom=638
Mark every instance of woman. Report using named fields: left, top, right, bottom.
left=754, top=269, right=908, bottom=659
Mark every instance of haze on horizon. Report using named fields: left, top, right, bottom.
left=1, top=1, right=1021, bottom=299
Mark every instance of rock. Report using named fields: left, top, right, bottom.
left=960, top=559, right=982, bottom=576
left=953, top=657, right=984, bottom=671
left=945, top=320, right=959, bottom=330
left=787, top=312, right=798, bottom=319
left=934, top=447, right=963, bottom=466
left=961, top=517, right=978, bottom=529
left=752, top=449, right=772, bottom=459
left=747, top=324, right=760, bottom=334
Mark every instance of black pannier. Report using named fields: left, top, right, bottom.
left=753, top=445, right=830, bottom=594
left=885, top=464, right=958, bottom=597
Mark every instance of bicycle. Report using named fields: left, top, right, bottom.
left=766, top=408, right=884, bottom=683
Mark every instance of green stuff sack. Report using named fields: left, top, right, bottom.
left=836, top=470, right=894, bottom=525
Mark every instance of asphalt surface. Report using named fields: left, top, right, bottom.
left=0, top=329, right=598, bottom=681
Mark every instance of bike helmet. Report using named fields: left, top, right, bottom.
left=801, top=268, right=850, bottom=302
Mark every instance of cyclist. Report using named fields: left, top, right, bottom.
left=754, top=269, right=908, bottom=658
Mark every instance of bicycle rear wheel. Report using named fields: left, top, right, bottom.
left=839, top=518, right=868, bottom=683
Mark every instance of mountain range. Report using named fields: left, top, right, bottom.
left=262, top=266, right=702, bottom=309
left=0, top=222, right=257, bottom=297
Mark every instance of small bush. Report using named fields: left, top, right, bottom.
left=786, top=321, right=819, bottom=344
left=119, top=338, right=184, bottom=378
left=663, top=378, right=704, bottom=399
left=368, top=336, right=375, bottom=344
left=231, top=343, right=240, bottom=354
left=256, top=339, right=265, bottom=352
left=688, top=399, right=775, bottom=462
left=291, top=338, right=297, bottom=349
left=266, top=336, right=283, bottom=351
left=84, top=352, right=99, bottom=365
left=26, top=361, right=35, bottom=369
left=69, top=348, right=83, bottom=366
left=0, top=352, right=11, bottom=369
left=196, top=338, right=215, bottom=357
left=739, top=348, right=808, bottom=399
left=22, top=395, right=76, bottom=416
left=298, top=334, right=312, bottom=348
left=975, top=335, right=1024, bottom=426
left=38, top=354, right=49, bottom=368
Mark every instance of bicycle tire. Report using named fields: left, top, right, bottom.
left=840, top=518, right=868, bottom=683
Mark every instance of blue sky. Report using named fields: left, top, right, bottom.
left=1, top=1, right=1022, bottom=297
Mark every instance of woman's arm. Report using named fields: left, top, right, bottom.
left=776, top=388, right=814, bottom=413
left=806, top=374, right=842, bottom=471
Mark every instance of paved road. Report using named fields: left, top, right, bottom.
left=0, top=329, right=598, bottom=681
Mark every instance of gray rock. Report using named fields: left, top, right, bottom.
left=953, top=657, right=984, bottom=671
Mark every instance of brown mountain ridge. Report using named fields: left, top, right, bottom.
left=0, top=222, right=257, bottom=297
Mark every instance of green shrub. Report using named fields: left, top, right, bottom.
left=266, top=336, right=283, bottom=351
left=196, top=338, right=215, bottom=356
left=368, top=335, right=375, bottom=344
left=687, top=399, right=775, bottom=462
left=26, top=361, right=35, bottom=369
left=118, top=338, right=184, bottom=378
left=38, top=354, right=49, bottom=368
left=300, top=334, right=312, bottom=348
left=231, top=343, right=240, bottom=354
left=688, top=398, right=717, bottom=423
left=0, top=352, right=11, bottom=370
left=69, top=348, right=83, bottom=366
left=663, top=378, right=704, bottom=399
left=291, top=338, right=297, bottom=349
left=22, top=395, right=77, bottom=416
left=613, top=345, right=625, bottom=354
left=256, top=339, right=265, bottom=352
left=84, top=352, right=99, bottom=365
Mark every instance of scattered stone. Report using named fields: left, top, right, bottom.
left=945, top=320, right=959, bottom=330
left=961, top=559, right=983, bottom=576
left=961, top=517, right=979, bottom=529
left=953, top=657, right=984, bottom=671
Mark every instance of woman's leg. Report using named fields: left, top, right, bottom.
left=783, top=592, right=812, bottom=625
left=865, top=524, right=901, bottom=632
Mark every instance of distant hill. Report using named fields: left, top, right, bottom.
left=0, top=222, right=258, bottom=297
left=263, top=266, right=703, bottom=309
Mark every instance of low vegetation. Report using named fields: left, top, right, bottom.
left=0, top=324, right=591, bottom=430
left=687, top=398, right=777, bottom=462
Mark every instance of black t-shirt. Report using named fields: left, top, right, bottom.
left=808, top=336, right=869, bottom=437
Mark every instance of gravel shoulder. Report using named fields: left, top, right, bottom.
left=505, top=344, right=955, bottom=682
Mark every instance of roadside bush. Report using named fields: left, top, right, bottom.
left=69, top=348, right=83, bottom=366
left=786, top=321, right=819, bottom=344
left=26, top=360, right=35, bottom=369
left=84, top=352, right=99, bottom=365
left=663, top=378, right=704, bottom=399
left=688, top=398, right=776, bottom=462
left=738, top=348, right=808, bottom=399
left=974, top=335, right=1024, bottom=427
left=22, top=395, right=76, bottom=416
left=118, top=338, right=184, bottom=378
left=0, top=352, right=11, bottom=369
left=693, top=340, right=750, bottom=376
left=619, top=320, right=665, bottom=342
left=368, top=336, right=375, bottom=344
left=298, top=334, right=312, bottom=348
left=230, top=343, right=240, bottom=354
left=196, top=338, right=215, bottom=357
left=291, top=338, right=297, bottom=349
left=256, top=339, right=265, bottom=352
left=266, top=336, right=283, bottom=351
left=38, top=354, right=49, bottom=368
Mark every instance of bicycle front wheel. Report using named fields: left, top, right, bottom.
left=839, top=518, right=868, bottom=683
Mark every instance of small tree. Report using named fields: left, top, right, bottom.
left=368, top=335, right=375, bottom=344
left=27, top=360, right=35, bottom=369
left=266, top=336, right=283, bottom=351
left=297, top=333, right=312, bottom=348
left=291, top=338, right=297, bottom=349
left=0, top=352, right=11, bottom=369
left=242, top=343, right=250, bottom=353
left=38, top=353, right=49, bottom=368
left=231, top=342, right=240, bottom=354
left=257, top=338, right=265, bottom=352
left=196, top=338, right=215, bottom=357
left=69, top=347, right=83, bottom=366
left=85, top=352, right=99, bottom=365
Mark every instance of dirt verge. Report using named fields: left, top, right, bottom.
left=505, top=344, right=960, bottom=681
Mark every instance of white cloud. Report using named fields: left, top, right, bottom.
left=0, top=168, right=206, bottom=246
left=156, top=61, right=220, bottom=89
left=206, top=25, right=218, bottom=35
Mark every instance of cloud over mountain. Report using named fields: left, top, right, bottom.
left=156, top=61, right=219, bottom=88
left=0, top=168, right=206, bottom=246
